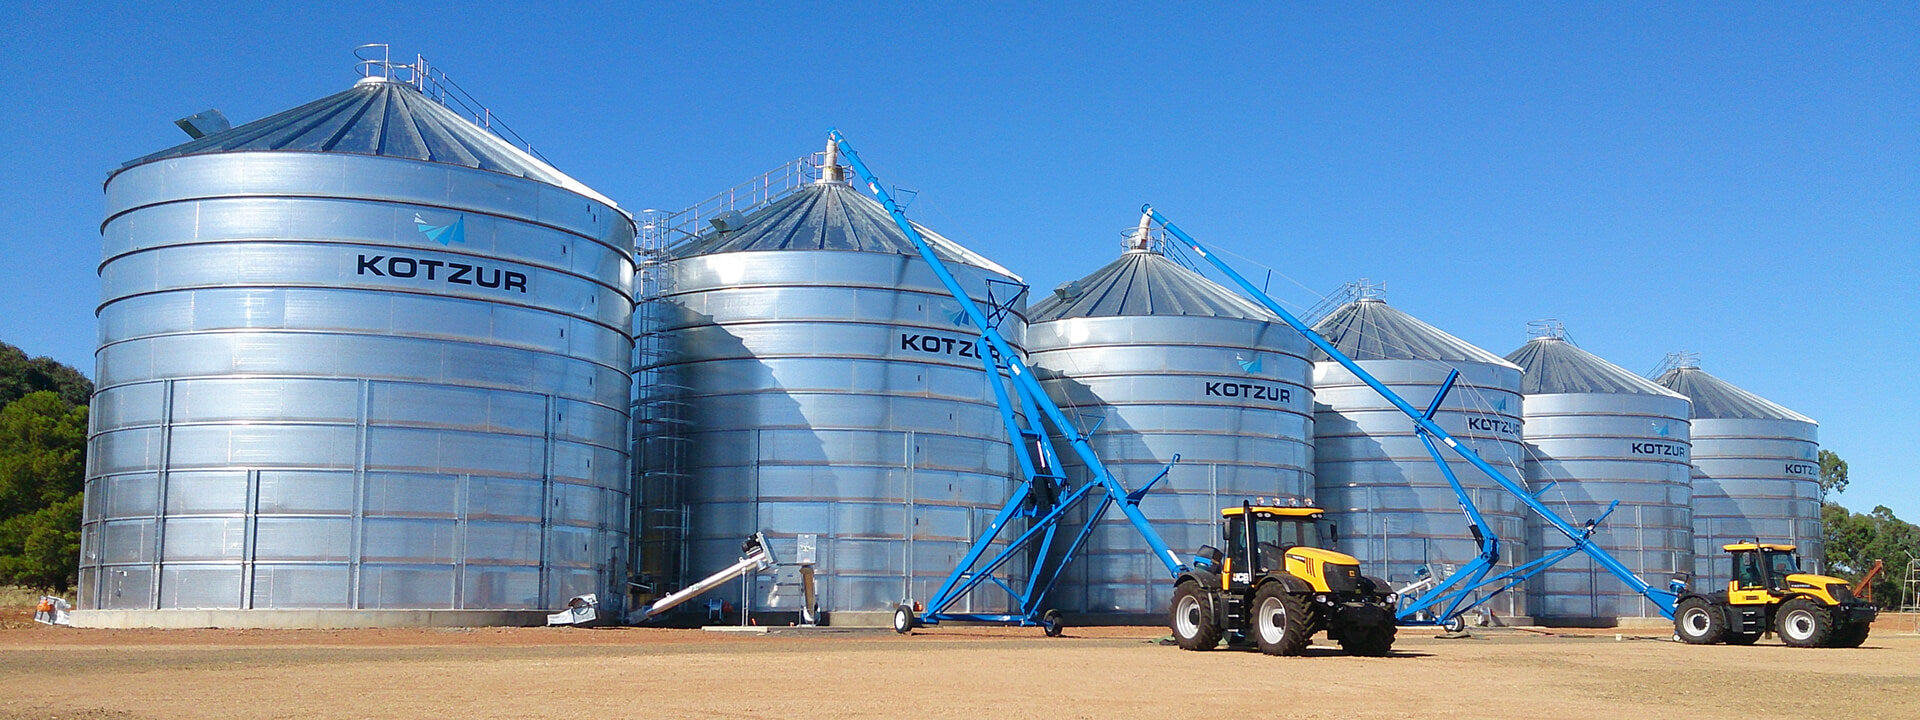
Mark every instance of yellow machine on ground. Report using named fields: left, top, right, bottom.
left=1168, top=502, right=1398, bottom=656
left=1674, top=542, right=1877, bottom=647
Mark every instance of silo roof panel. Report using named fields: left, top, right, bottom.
left=119, top=79, right=619, bottom=208
left=1504, top=336, right=1683, bottom=397
left=675, top=183, right=1019, bottom=278
left=1027, top=250, right=1275, bottom=321
left=1655, top=366, right=1814, bottom=422
left=1310, top=299, right=1518, bottom=368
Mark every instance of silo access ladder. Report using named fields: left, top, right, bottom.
left=1136, top=206, right=1684, bottom=627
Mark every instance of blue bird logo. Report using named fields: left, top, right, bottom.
left=415, top=213, right=466, bottom=246
left=1236, top=353, right=1263, bottom=374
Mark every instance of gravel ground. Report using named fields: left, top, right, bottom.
left=1, top=613, right=1915, bottom=719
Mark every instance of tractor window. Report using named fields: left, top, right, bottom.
left=1734, top=552, right=1764, bottom=589
left=1225, top=516, right=1245, bottom=569
left=1765, top=550, right=1799, bottom=580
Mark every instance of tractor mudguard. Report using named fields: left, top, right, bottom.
left=1261, top=573, right=1314, bottom=595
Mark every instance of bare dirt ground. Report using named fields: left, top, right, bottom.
left=1, top=611, right=1916, bottom=720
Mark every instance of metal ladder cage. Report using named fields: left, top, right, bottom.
left=626, top=153, right=846, bottom=604
left=1138, top=205, right=1685, bottom=625
left=1902, top=557, right=1920, bottom=613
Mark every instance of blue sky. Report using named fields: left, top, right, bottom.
left=2, top=3, right=1914, bottom=515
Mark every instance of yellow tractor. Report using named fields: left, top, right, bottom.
left=1674, top=542, right=1877, bottom=648
left=1169, top=502, right=1398, bottom=656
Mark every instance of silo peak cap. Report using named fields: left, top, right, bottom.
left=1503, top=334, right=1684, bottom=398
left=1027, top=248, right=1275, bottom=321
left=114, top=78, right=619, bottom=210
left=1655, top=365, right=1814, bottom=423
left=1309, top=298, right=1517, bottom=367
left=673, top=183, right=1019, bottom=278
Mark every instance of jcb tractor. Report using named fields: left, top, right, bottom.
left=1673, top=542, right=1877, bottom=648
left=1169, top=502, right=1399, bottom=656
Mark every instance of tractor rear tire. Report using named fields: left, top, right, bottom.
left=1829, top=621, right=1870, bottom=648
left=1169, top=581, right=1223, bottom=651
left=1251, top=584, right=1313, bottom=656
left=1776, top=597, right=1833, bottom=648
left=1335, top=604, right=1398, bottom=656
left=1674, top=597, right=1727, bottom=645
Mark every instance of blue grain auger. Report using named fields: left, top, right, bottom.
left=1137, top=205, right=1684, bottom=629
left=831, top=131, right=1188, bottom=637
left=832, top=130, right=1678, bottom=651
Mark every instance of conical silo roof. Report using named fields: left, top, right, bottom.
left=1310, top=299, right=1518, bottom=367
left=1504, top=336, right=1682, bottom=397
left=674, top=182, right=1017, bottom=277
left=1655, top=364, right=1814, bottom=423
left=1028, top=248, right=1274, bottom=321
left=117, top=78, right=616, bottom=207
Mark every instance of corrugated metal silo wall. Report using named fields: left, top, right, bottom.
left=1313, top=360, right=1530, bottom=618
left=80, top=152, right=636, bottom=619
left=1690, top=418, right=1821, bottom=586
left=1522, top=393, right=1692, bottom=622
left=1029, top=315, right=1314, bottom=618
left=646, top=249, right=1026, bottom=615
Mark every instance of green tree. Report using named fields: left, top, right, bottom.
left=0, top=342, right=93, bottom=409
left=1822, top=500, right=1920, bottom=608
left=1818, top=449, right=1849, bottom=495
left=0, top=392, right=88, bottom=591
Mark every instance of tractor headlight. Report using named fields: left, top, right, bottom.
left=1315, top=594, right=1328, bottom=604
left=1387, top=592, right=1399, bottom=604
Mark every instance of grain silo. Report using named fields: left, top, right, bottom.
left=637, top=155, right=1025, bottom=623
left=77, top=54, right=636, bottom=627
left=1310, top=290, right=1531, bottom=619
left=1026, top=224, right=1313, bottom=620
left=1506, top=329, right=1691, bottom=624
left=1654, top=357, right=1821, bottom=587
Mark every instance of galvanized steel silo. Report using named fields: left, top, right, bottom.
left=1506, top=332, right=1691, bottom=624
left=78, top=67, right=635, bottom=627
left=641, top=170, right=1025, bottom=621
left=1026, top=229, right=1313, bottom=620
left=1311, top=295, right=1531, bottom=618
left=1655, top=360, right=1820, bottom=586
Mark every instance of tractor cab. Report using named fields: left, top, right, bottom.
left=1210, top=503, right=1363, bottom=595
left=1220, top=505, right=1340, bottom=578
left=1727, top=542, right=1802, bottom=593
left=1723, top=542, right=1852, bottom=601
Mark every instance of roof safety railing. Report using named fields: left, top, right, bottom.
left=642, top=152, right=850, bottom=250
left=353, top=43, right=551, bottom=164
left=1527, top=318, right=1568, bottom=340
left=1300, top=278, right=1385, bottom=326
left=1649, top=351, right=1702, bottom=378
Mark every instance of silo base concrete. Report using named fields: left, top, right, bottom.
left=69, top=609, right=553, bottom=629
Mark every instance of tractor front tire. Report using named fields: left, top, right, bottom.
left=1829, top=621, right=1870, bottom=648
left=1335, top=603, right=1398, bottom=656
left=1776, top=597, right=1833, bottom=648
left=1251, top=584, right=1313, bottom=656
left=1674, top=597, right=1727, bottom=645
left=1169, top=581, right=1223, bottom=651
